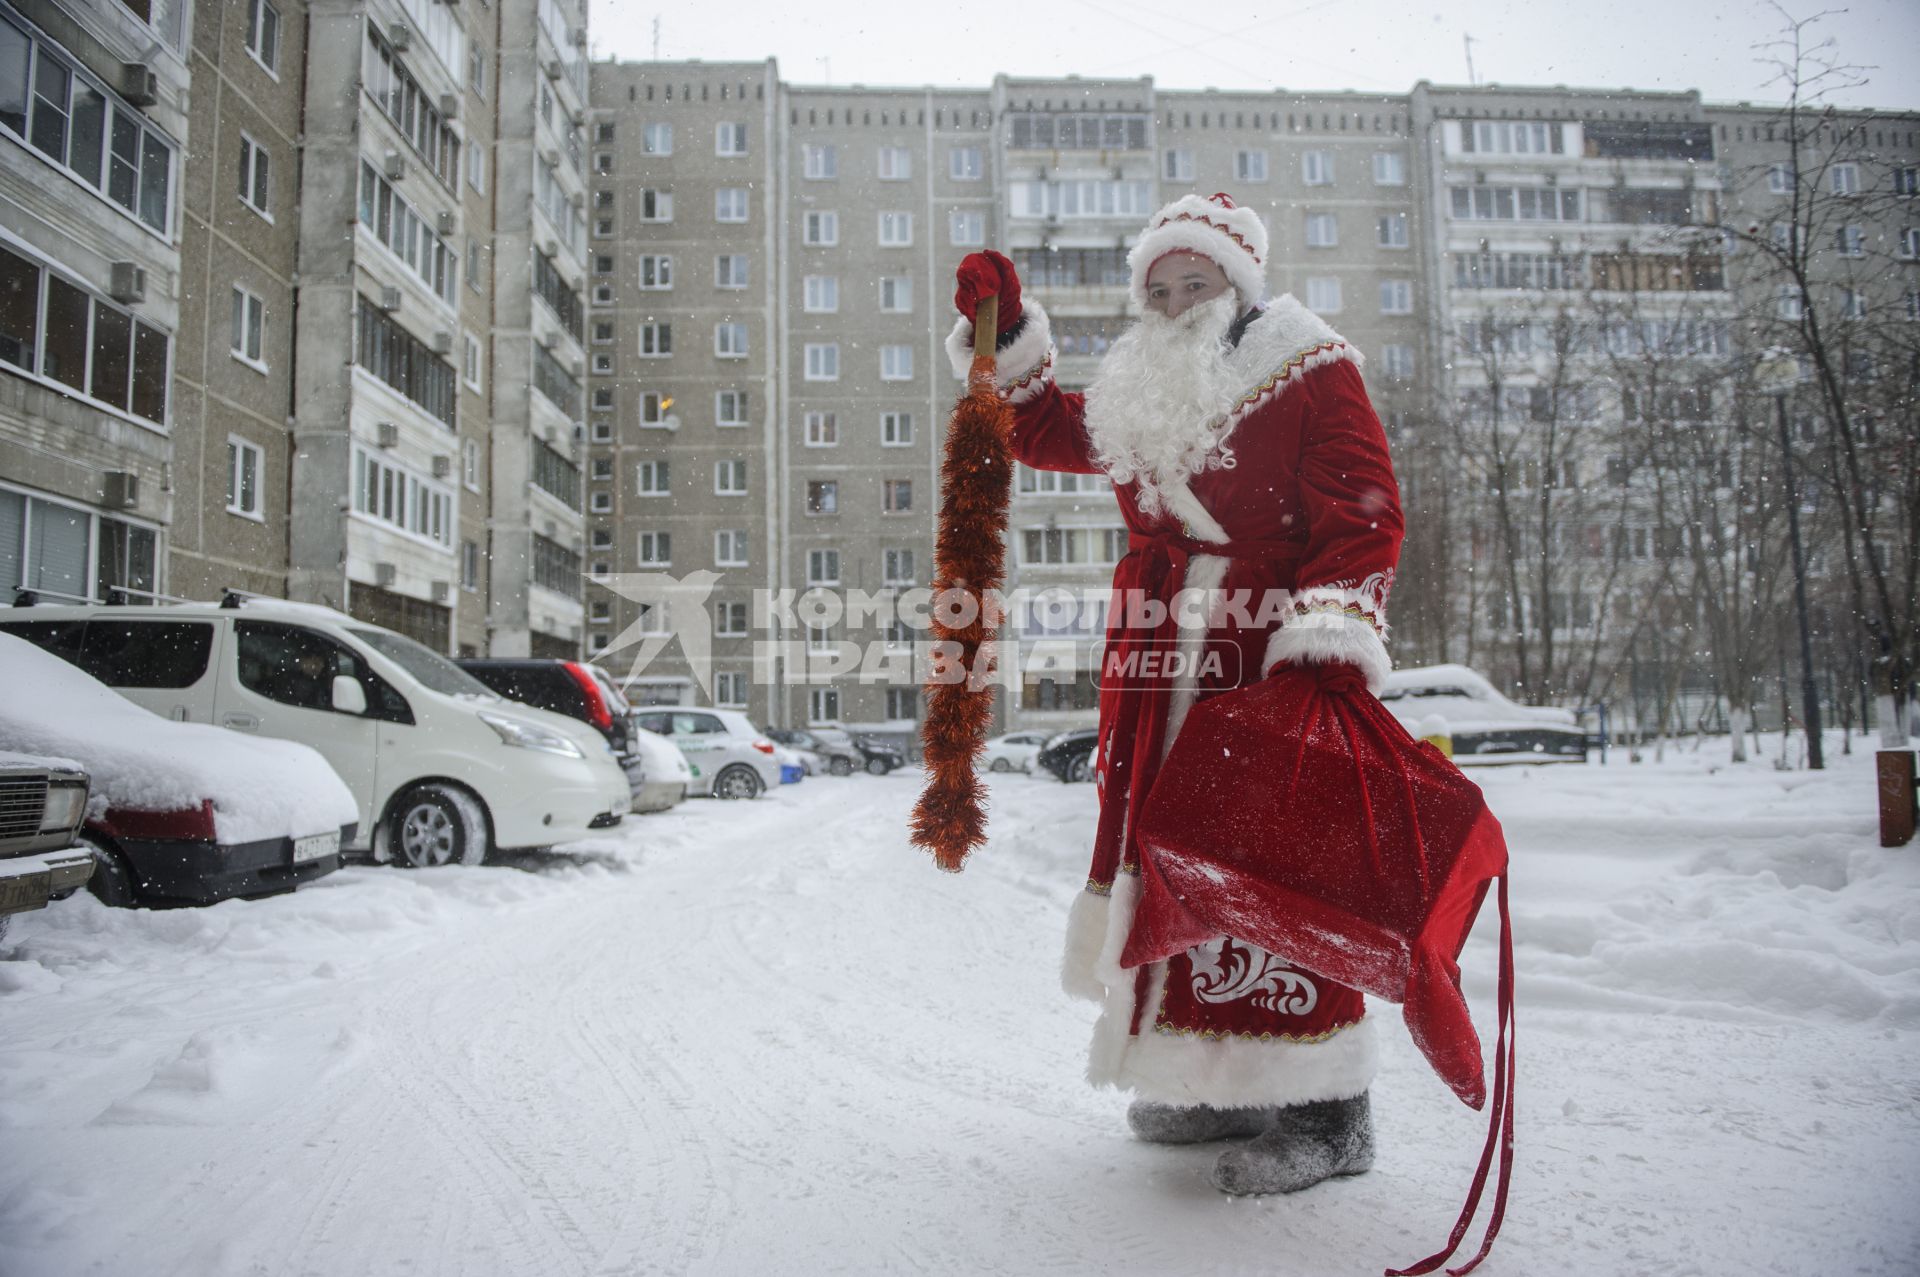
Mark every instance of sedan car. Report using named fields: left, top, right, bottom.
left=626, top=725, right=692, bottom=812
left=0, top=633, right=357, bottom=907
left=765, top=729, right=848, bottom=776
left=632, top=708, right=784, bottom=800
left=981, top=731, right=1051, bottom=773
left=1037, top=727, right=1100, bottom=783
left=808, top=727, right=908, bottom=776
left=1378, top=664, right=1588, bottom=764
left=0, top=750, right=95, bottom=940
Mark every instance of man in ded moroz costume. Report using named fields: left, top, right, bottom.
left=949, top=193, right=1404, bottom=1196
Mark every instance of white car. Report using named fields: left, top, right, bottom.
left=981, top=731, right=1050, bottom=773
left=1378, top=664, right=1588, bottom=765
left=0, top=597, right=632, bottom=866
left=632, top=708, right=784, bottom=800
left=627, top=724, right=693, bottom=812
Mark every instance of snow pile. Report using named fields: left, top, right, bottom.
left=0, top=633, right=358, bottom=845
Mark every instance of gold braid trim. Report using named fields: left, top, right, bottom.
left=1151, top=1017, right=1365, bottom=1045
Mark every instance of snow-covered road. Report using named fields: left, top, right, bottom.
left=3, top=746, right=1918, bottom=1276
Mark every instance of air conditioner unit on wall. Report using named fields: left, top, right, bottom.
left=109, top=262, right=147, bottom=303
left=431, top=580, right=450, bottom=603
left=374, top=562, right=398, bottom=587
left=432, top=454, right=452, bottom=478
left=388, top=23, right=412, bottom=51
left=380, top=285, right=403, bottom=312
left=541, top=238, right=559, bottom=258
left=376, top=421, right=400, bottom=448
left=431, top=330, right=454, bottom=354
left=543, top=59, right=562, bottom=80
left=385, top=151, right=406, bottom=181
left=436, top=210, right=458, bottom=235
left=103, top=471, right=139, bottom=509
left=439, top=94, right=459, bottom=120
left=119, top=63, right=158, bottom=107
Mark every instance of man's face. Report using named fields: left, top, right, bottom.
left=1143, top=253, right=1232, bottom=319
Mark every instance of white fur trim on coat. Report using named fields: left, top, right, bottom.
left=1262, top=604, right=1393, bottom=693
left=1097, top=1015, right=1379, bottom=1108
left=1061, top=887, right=1113, bottom=1003
left=945, top=300, right=1054, bottom=405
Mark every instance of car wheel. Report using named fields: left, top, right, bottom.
left=714, top=764, right=763, bottom=800
left=865, top=757, right=889, bottom=776
left=828, top=756, right=854, bottom=777
left=989, top=758, right=1011, bottom=773
left=1068, top=753, right=1094, bottom=784
left=388, top=784, right=488, bottom=868
left=81, top=834, right=138, bottom=908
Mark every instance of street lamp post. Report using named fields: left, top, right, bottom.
left=1757, top=352, right=1824, bottom=770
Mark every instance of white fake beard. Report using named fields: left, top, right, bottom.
left=1083, top=293, right=1245, bottom=519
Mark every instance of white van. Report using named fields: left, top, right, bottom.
left=0, top=597, right=631, bottom=866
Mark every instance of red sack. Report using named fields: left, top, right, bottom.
left=1134, top=664, right=1514, bottom=1277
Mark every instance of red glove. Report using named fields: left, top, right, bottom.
left=954, top=251, right=1024, bottom=338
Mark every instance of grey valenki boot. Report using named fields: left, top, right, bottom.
left=1210, top=1092, right=1375, bottom=1194
left=1127, top=1100, right=1279, bottom=1144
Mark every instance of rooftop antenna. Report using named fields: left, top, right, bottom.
left=1463, top=33, right=1479, bottom=86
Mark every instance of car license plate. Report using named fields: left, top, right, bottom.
left=0, top=871, right=51, bottom=914
left=292, top=831, right=339, bottom=864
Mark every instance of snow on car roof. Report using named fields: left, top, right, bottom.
left=0, top=633, right=358, bottom=844
left=1381, top=663, right=1502, bottom=699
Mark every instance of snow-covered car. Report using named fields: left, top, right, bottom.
left=627, top=725, right=692, bottom=813
left=633, top=708, right=783, bottom=800
left=807, top=726, right=908, bottom=775
left=0, top=597, right=631, bottom=867
left=765, top=728, right=855, bottom=776
left=981, top=731, right=1050, bottom=773
left=0, top=750, right=95, bottom=938
left=1378, top=664, right=1588, bottom=764
left=1038, top=727, right=1100, bottom=783
left=0, top=633, right=357, bottom=907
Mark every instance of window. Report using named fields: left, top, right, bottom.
left=715, top=672, right=748, bottom=707
left=638, top=531, right=672, bottom=565
left=468, top=141, right=486, bottom=194
left=714, top=459, right=748, bottom=495
left=1380, top=344, right=1415, bottom=378
left=467, top=43, right=486, bottom=99
left=1836, top=225, right=1865, bottom=257
left=878, top=146, right=912, bottom=180
left=803, top=143, right=837, bottom=179
left=1907, top=289, right=1920, bottom=322
left=591, top=321, right=614, bottom=345
left=808, top=549, right=840, bottom=584
left=1008, top=179, right=1155, bottom=221
left=950, top=210, right=985, bottom=246
left=1767, top=163, right=1794, bottom=194
left=716, top=389, right=749, bottom=426
left=351, top=447, right=456, bottom=548
left=1777, top=284, right=1803, bottom=320
left=715, top=187, right=749, bottom=223
left=643, top=123, right=672, bottom=155
left=803, top=275, right=839, bottom=312
left=806, top=480, right=838, bottom=514
left=880, top=346, right=913, bottom=381
left=1163, top=148, right=1194, bottom=182
left=595, top=123, right=616, bottom=144
left=461, top=540, right=480, bottom=591
left=714, top=323, right=748, bottom=358
left=883, top=479, right=912, bottom=514
left=357, top=160, right=458, bottom=304
left=1900, top=227, right=1920, bottom=260
left=879, top=212, right=913, bottom=246
left=237, top=135, right=271, bottom=217
left=1894, top=167, right=1919, bottom=196
left=809, top=688, right=839, bottom=723
left=594, top=217, right=611, bottom=237
left=639, top=255, right=673, bottom=289
left=244, top=0, right=280, bottom=73
left=1840, top=287, right=1867, bottom=319
left=715, top=602, right=749, bottom=635
left=715, top=530, right=749, bottom=566
left=1302, top=151, right=1334, bottom=185
left=1235, top=149, right=1269, bottom=182
left=1379, top=280, right=1413, bottom=314
left=803, top=210, right=839, bottom=246
left=1378, top=211, right=1410, bottom=248
left=591, top=387, right=614, bottom=411
left=226, top=437, right=263, bottom=518
left=589, top=491, right=612, bottom=513
left=1829, top=164, right=1860, bottom=196
left=639, top=322, right=672, bottom=356
left=462, top=438, right=480, bottom=490
left=804, top=343, right=839, bottom=381
left=883, top=548, right=915, bottom=584
left=591, top=353, right=613, bottom=375
left=467, top=240, right=485, bottom=294
left=590, top=419, right=612, bottom=443
left=638, top=391, right=670, bottom=424
left=462, top=332, right=483, bottom=390
left=886, top=687, right=918, bottom=721
left=880, top=276, right=913, bottom=313
left=881, top=411, right=913, bottom=446
left=950, top=145, right=983, bottom=180
left=231, top=286, right=267, bottom=368
left=637, top=460, right=670, bottom=495
left=363, top=26, right=461, bottom=190
left=594, top=152, right=614, bottom=176
left=715, top=255, right=749, bottom=289
left=592, top=284, right=613, bottom=306
left=716, top=122, right=748, bottom=156
left=1448, top=185, right=1583, bottom=223
left=1372, top=152, right=1406, bottom=185
left=804, top=411, right=837, bottom=447
left=641, top=189, right=673, bottom=222
left=1305, top=277, right=1342, bottom=313
left=0, top=18, right=177, bottom=234
left=1305, top=212, right=1338, bottom=247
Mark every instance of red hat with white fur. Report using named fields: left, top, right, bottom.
left=1126, top=192, right=1269, bottom=311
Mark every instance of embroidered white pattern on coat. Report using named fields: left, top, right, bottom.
left=1189, top=937, right=1320, bottom=1014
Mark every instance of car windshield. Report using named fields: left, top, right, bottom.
left=349, top=627, right=498, bottom=698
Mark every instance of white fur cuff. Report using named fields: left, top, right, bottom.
left=1263, top=611, right=1392, bottom=693
left=945, top=300, right=1054, bottom=392
left=1100, top=1016, right=1379, bottom=1108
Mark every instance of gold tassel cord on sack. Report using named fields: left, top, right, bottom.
left=910, top=295, right=1012, bottom=872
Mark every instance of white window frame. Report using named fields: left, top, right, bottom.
left=1163, top=148, right=1194, bottom=182
left=881, top=411, right=913, bottom=447
left=715, top=187, right=749, bottom=223
left=638, top=255, right=673, bottom=289
left=226, top=435, right=264, bottom=520
left=714, top=322, right=748, bottom=359
left=803, top=275, right=840, bottom=313
left=231, top=285, right=268, bottom=370
left=462, top=331, right=483, bottom=391
left=877, top=146, right=912, bottom=181
left=643, top=122, right=673, bottom=155
left=714, top=458, right=749, bottom=496
left=715, top=389, right=749, bottom=427
left=879, top=345, right=913, bottom=382
left=950, top=145, right=983, bottom=181
left=639, top=391, right=671, bottom=425
left=883, top=548, right=915, bottom=585
left=244, top=0, right=281, bottom=75
left=1234, top=149, right=1269, bottom=182
left=1381, top=344, right=1415, bottom=378
left=807, top=548, right=841, bottom=585
left=1372, top=152, right=1406, bottom=186
left=1379, top=280, right=1414, bottom=315
left=1829, top=164, right=1860, bottom=196
left=806, top=479, right=838, bottom=514
left=1836, top=225, right=1865, bottom=257
left=803, top=210, right=840, bottom=246
left=588, top=491, right=612, bottom=513
left=716, top=122, right=748, bottom=157
left=808, top=688, right=840, bottom=723
left=1305, top=277, right=1343, bottom=313
left=638, top=530, right=672, bottom=566
left=238, top=134, right=272, bottom=219
left=1302, top=151, right=1334, bottom=186
left=804, top=343, right=840, bottom=381
left=715, top=530, right=749, bottom=567
left=949, top=210, right=985, bottom=247
left=879, top=211, right=914, bottom=247
left=1767, top=163, right=1794, bottom=195
left=714, top=254, right=749, bottom=289
left=803, top=411, right=838, bottom=447
left=467, top=141, right=486, bottom=195
left=462, top=438, right=481, bottom=491
left=883, top=479, right=912, bottom=515
left=637, top=460, right=670, bottom=496
left=639, top=322, right=672, bottom=357
left=715, top=672, right=748, bottom=708
left=1305, top=212, right=1338, bottom=247
left=640, top=189, right=674, bottom=222
left=803, top=143, right=838, bottom=180
left=715, top=602, right=750, bottom=636
left=879, top=276, right=913, bottom=313
left=1377, top=211, right=1410, bottom=249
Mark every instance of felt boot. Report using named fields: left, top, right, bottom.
left=1210, top=1092, right=1375, bottom=1194
left=1127, top=1101, right=1278, bottom=1144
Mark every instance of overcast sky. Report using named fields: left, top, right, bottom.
left=587, top=0, right=1917, bottom=112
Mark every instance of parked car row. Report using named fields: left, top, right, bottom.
left=765, top=728, right=907, bottom=777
